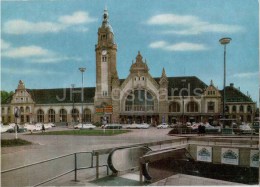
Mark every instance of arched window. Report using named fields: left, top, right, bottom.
left=37, top=109, right=44, bottom=123
left=247, top=105, right=252, bottom=113
left=169, top=102, right=180, bottom=112
left=232, top=106, right=237, bottom=112
left=20, top=107, right=24, bottom=114
left=48, top=109, right=55, bottom=123
left=26, top=106, right=30, bottom=113
left=239, top=105, right=244, bottom=112
left=125, top=90, right=154, bottom=112
left=186, top=101, right=199, bottom=112
left=225, top=106, right=229, bottom=113
left=83, top=109, right=91, bottom=122
left=72, top=108, right=79, bottom=122
left=59, top=109, right=67, bottom=122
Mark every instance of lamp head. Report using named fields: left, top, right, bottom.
left=79, top=67, right=86, bottom=72
left=219, top=37, right=232, bottom=45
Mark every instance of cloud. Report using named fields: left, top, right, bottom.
left=3, top=11, right=96, bottom=34
left=58, top=11, right=96, bottom=25
left=1, top=39, right=11, bottom=50
left=2, top=45, right=53, bottom=58
left=3, top=20, right=64, bottom=34
left=1, top=40, right=82, bottom=63
left=149, top=41, right=168, bottom=48
left=1, top=67, right=65, bottom=75
left=232, top=72, right=258, bottom=78
left=30, top=56, right=82, bottom=64
left=149, top=40, right=208, bottom=51
left=147, top=13, right=244, bottom=35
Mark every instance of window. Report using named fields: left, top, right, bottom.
left=103, top=91, right=108, bottom=96
left=239, top=105, right=244, bottom=113
left=232, top=106, right=237, bottom=112
left=208, top=102, right=215, bottom=112
left=102, top=56, right=107, bottom=62
left=247, top=105, right=252, bottom=113
left=7, top=107, right=10, bottom=114
left=187, top=101, right=199, bottom=112
left=83, top=109, right=91, bottom=122
left=71, top=108, right=79, bottom=122
left=1, top=107, right=4, bottom=114
left=225, top=106, right=229, bottom=113
left=48, top=109, right=55, bottom=123
left=101, top=34, right=107, bottom=40
left=169, top=102, right=180, bottom=112
left=142, top=76, right=145, bottom=81
left=21, top=115, right=24, bottom=123
left=59, top=109, right=67, bottom=122
left=26, top=106, right=30, bottom=113
left=125, top=90, right=154, bottom=112
left=37, top=109, right=44, bottom=123
left=20, top=107, right=24, bottom=113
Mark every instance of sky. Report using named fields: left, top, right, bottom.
left=1, top=0, right=259, bottom=105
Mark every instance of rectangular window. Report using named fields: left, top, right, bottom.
left=102, top=56, right=107, bottom=62
left=208, top=102, right=215, bottom=112
left=101, top=34, right=107, bottom=40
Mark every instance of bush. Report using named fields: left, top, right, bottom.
left=1, top=138, right=32, bottom=147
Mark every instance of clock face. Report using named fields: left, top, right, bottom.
left=102, top=50, right=107, bottom=55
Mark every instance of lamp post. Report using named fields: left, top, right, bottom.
left=219, top=37, right=231, bottom=125
left=71, top=84, right=75, bottom=123
left=181, top=79, right=186, bottom=125
left=79, top=67, right=86, bottom=128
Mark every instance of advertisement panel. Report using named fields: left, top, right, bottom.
left=250, top=150, right=259, bottom=168
left=221, top=148, right=239, bottom=165
left=197, top=146, right=212, bottom=162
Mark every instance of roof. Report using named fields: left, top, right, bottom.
left=120, top=76, right=208, bottom=96
left=27, top=87, right=95, bottom=104
left=221, top=86, right=253, bottom=102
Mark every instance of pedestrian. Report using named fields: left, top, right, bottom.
left=42, top=124, right=45, bottom=133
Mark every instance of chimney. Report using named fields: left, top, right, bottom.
left=230, top=83, right=234, bottom=87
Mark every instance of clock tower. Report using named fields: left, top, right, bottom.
left=95, top=8, right=118, bottom=107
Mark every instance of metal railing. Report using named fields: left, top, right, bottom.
left=1, top=151, right=109, bottom=187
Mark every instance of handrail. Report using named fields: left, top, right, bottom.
left=1, top=152, right=75, bottom=173
left=1, top=151, right=95, bottom=187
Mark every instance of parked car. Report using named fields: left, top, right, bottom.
left=74, top=123, right=96, bottom=129
left=6, top=126, right=28, bottom=133
left=44, top=123, right=53, bottom=129
left=252, top=121, right=259, bottom=134
left=24, top=124, right=42, bottom=131
left=157, top=123, right=169, bottom=129
left=1, top=124, right=13, bottom=133
left=126, top=123, right=150, bottom=129
left=233, top=123, right=255, bottom=134
left=136, top=123, right=150, bottom=129
left=126, top=123, right=138, bottom=129
left=103, top=124, right=122, bottom=129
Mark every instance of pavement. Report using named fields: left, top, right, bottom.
left=1, top=127, right=258, bottom=186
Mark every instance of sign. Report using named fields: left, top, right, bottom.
left=197, top=146, right=212, bottom=162
left=104, top=105, right=113, bottom=114
left=95, top=107, right=104, bottom=115
left=221, top=148, right=239, bottom=165
left=250, top=150, right=259, bottom=168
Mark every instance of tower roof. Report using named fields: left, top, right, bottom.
left=101, top=8, right=113, bottom=33
left=130, top=51, right=149, bottom=73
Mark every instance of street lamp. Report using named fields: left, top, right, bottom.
left=181, top=79, right=186, bottom=125
left=79, top=67, right=86, bottom=128
left=71, top=84, right=75, bottom=123
left=219, top=37, right=231, bottom=125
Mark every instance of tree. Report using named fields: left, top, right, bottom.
left=1, top=91, right=14, bottom=103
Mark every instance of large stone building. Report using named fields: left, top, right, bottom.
left=1, top=9, right=257, bottom=125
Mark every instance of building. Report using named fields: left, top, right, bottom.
left=1, top=9, right=257, bottom=125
